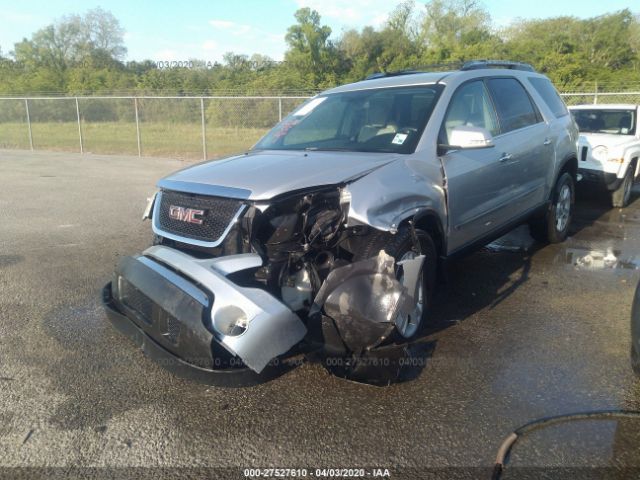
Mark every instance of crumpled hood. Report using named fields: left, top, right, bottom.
left=578, top=133, right=634, bottom=149
left=158, top=150, right=400, bottom=200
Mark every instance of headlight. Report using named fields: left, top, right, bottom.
left=591, top=145, right=609, bottom=162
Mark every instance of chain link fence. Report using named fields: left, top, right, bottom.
left=0, top=95, right=309, bottom=160
left=0, top=92, right=638, bottom=160
left=560, top=92, right=640, bottom=106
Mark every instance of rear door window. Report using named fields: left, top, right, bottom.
left=487, top=78, right=541, bottom=134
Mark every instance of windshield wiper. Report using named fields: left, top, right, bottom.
left=303, top=147, right=355, bottom=152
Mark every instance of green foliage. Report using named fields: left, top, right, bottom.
left=1, top=3, right=639, bottom=96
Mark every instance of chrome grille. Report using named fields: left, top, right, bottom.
left=156, top=190, right=244, bottom=243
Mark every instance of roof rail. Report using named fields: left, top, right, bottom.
left=364, top=70, right=424, bottom=81
left=364, top=62, right=462, bottom=80
left=461, top=60, right=536, bottom=72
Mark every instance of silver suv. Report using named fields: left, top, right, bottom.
left=103, top=61, right=578, bottom=384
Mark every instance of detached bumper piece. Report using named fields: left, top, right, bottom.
left=102, top=246, right=307, bottom=386
left=310, top=250, right=429, bottom=386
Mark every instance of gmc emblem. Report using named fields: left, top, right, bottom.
left=168, top=205, right=205, bottom=225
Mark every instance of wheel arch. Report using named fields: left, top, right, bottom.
left=558, top=154, right=578, bottom=182
left=398, top=209, right=446, bottom=258
left=630, top=156, right=639, bottom=179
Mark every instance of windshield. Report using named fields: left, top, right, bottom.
left=571, top=109, right=636, bottom=135
left=253, top=85, right=444, bottom=154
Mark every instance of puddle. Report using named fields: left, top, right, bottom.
left=561, top=246, right=640, bottom=270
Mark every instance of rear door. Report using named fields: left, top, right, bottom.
left=485, top=77, right=552, bottom=214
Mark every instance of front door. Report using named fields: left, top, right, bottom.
left=440, top=79, right=512, bottom=253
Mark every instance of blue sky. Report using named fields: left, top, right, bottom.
left=0, top=0, right=636, bottom=62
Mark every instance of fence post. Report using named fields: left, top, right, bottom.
left=201, top=97, right=207, bottom=160
left=24, top=99, right=34, bottom=151
left=134, top=97, right=141, bottom=157
left=75, top=97, right=83, bottom=154
left=278, top=97, right=283, bottom=122
left=594, top=81, right=598, bottom=105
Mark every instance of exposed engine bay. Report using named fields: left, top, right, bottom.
left=153, top=186, right=356, bottom=311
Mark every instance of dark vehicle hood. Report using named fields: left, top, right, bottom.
left=158, top=150, right=401, bottom=200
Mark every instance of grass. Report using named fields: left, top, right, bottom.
left=0, top=122, right=270, bottom=160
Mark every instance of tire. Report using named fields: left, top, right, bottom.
left=529, top=172, right=574, bottom=244
left=612, top=167, right=633, bottom=208
left=353, top=226, right=437, bottom=340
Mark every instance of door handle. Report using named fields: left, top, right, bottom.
left=499, top=153, right=513, bottom=163
left=543, top=138, right=552, bottom=146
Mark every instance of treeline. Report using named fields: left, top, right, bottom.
left=0, top=1, right=639, bottom=96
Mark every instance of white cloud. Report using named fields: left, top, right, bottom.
left=4, top=11, right=49, bottom=25
left=153, top=48, right=179, bottom=61
left=134, top=18, right=286, bottom=63
left=209, top=19, right=236, bottom=29
left=202, top=40, right=218, bottom=51
left=294, top=0, right=401, bottom=28
left=209, top=19, right=252, bottom=36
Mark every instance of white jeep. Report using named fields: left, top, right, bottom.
left=570, top=104, right=640, bottom=207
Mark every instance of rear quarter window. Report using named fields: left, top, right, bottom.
left=528, top=77, right=569, bottom=118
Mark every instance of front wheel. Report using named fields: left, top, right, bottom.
left=612, top=167, right=633, bottom=208
left=353, top=226, right=437, bottom=340
left=529, top=172, right=574, bottom=244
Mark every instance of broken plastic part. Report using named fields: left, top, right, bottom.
left=397, top=254, right=425, bottom=317
left=327, top=341, right=435, bottom=386
left=142, top=191, right=157, bottom=220
left=310, top=250, right=425, bottom=353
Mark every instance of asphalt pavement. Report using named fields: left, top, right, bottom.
left=1, top=149, right=640, bottom=479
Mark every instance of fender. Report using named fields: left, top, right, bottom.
left=344, top=157, right=448, bottom=235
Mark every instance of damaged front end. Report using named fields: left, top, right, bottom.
left=103, top=184, right=427, bottom=386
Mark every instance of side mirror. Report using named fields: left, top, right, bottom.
left=441, top=126, right=494, bottom=151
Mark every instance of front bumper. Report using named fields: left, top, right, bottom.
left=578, top=168, right=623, bottom=191
left=103, top=283, right=285, bottom=386
left=103, top=246, right=307, bottom=382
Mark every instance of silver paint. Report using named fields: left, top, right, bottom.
left=143, top=246, right=307, bottom=373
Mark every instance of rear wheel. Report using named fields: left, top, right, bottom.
left=612, top=167, right=633, bottom=208
left=529, top=172, right=574, bottom=244
left=353, top=226, right=437, bottom=339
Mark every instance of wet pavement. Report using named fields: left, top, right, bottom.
left=1, top=150, right=640, bottom=478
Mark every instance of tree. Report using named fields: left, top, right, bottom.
left=83, top=7, right=127, bottom=60
left=420, top=0, right=498, bottom=62
left=581, top=10, right=635, bottom=69
left=377, top=1, right=423, bottom=71
left=12, top=8, right=126, bottom=72
left=501, top=17, right=584, bottom=86
left=284, top=8, right=345, bottom=87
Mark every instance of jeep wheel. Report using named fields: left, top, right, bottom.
left=353, top=227, right=437, bottom=339
left=612, top=167, right=633, bottom=208
left=529, top=172, right=574, bottom=244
